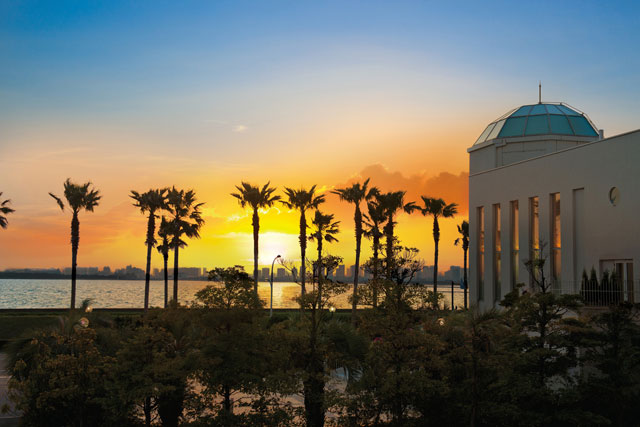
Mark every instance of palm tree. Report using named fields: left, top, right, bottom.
left=49, top=179, right=101, bottom=310
left=165, top=187, right=205, bottom=303
left=281, top=186, right=325, bottom=296
left=417, top=197, right=458, bottom=299
left=331, top=179, right=377, bottom=317
left=375, top=191, right=416, bottom=278
left=455, top=220, right=470, bottom=310
left=130, top=188, right=168, bottom=312
left=308, top=210, right=340, bottom=298
left=363, top=197, right=386, bottom=307
left=0, top=192, right=15, bottom=229
left=231, top=182, right=281, bottom=293
left=156, top=217, right=171, bottom=308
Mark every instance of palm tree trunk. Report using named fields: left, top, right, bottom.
left=300, top=210, right=307, bottom=296
left=317, top=238, right=323, bottom=301
left=463, top=248, right=468, bottom=309
left=163, top=253, right=169, bottom=308
left=70, top=211, right=79, bottom=311
left=433, top=217, right=440, bottom=305
left=173, top=245, right=179, bottom=303
left=144, top=213, right=156, bottom=313
left=352, top=206, right=362, bottom=319
left=372, top=234, right=380, bottom=308
left=252, top=208, right=259, bottom=294
left=385, top=219, right=394, bottom=279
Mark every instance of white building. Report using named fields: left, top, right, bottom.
left=468, top=101, right=639, bottom=311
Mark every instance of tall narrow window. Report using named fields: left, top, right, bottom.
left=510, top=200, right=519, bottom=289
left=551, top=193, right=561, bottom=286
left=493, top=204, right=501, bottom=302
left=529, top=197, right=540, bottom=284
left=477, top=207, right=484, bottom=301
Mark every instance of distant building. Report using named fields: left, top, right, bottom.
left=335, top=264, right=345, bottom=278
left=277, top=268, right=286, bottom=280
left=261, top=267, right=270, bottom=280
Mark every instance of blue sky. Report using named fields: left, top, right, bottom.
left=1, top=0, right=639, bottom=269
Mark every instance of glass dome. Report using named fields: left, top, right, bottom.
left=474, top=102, right=598, bottom=145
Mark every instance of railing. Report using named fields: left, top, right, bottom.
left=549, top=279, right=636, bottom=307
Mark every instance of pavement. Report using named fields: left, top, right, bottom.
left=0, top=353, right=19, bottom=426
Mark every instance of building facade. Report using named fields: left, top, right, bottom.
left=468, top=101, right=640, bottom=310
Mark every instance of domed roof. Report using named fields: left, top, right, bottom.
left=474, top=102, right=598, bottom=145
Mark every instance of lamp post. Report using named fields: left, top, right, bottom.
left=270, top=255, right=281, bottom=317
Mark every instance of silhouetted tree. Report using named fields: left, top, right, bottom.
left=417, top=197, right=458, bottom=302
left=231, top=182, right=281, bottom=293
left=375, top=191, right=416, bottom=279
left=281, top=186, right=325, bottom=296
left=0, top=192, right=15, bottom=229
left=165, top=187, right=204, bottom=303
left=363, top=196, right=386, bottom=308
left=157, top=216, right=171, bottom=308
left=49, top=179, right=101, bottom=310
left=130, top=188, right=168, bottom=312
left=455, top=220, right=469, bottom=309
left=308, top=210, right=340, bottom=298
left=332, top=179, right=377, bottom=318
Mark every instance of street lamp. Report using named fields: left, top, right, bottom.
left=270, top=255, right=282, bottom=317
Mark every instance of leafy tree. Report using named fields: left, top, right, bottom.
left=165, top=187, right=205, bottom=302
left=454, top=220, right=469, bottom=309
left=416, top=197, right=458, bottom=301
left=157, top=216, right=171, bottom=308
left=7, top=328, right=123, bottom=426
left=49, top=178, right=101, bottom=310
left=231, top=181, right=281, bottom=293
left=578, top=303, right=640, bottom=426
left=0, top=192, right=15, bottom=229
left=332, top=179, right=377, bottom=318
left=130, top=188, right=168, bottom=312
left=281, top=186, right=325, bottom=296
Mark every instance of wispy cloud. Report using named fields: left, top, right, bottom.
left=232, top=125, right=248, bottom=133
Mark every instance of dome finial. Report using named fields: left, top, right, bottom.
left=538, top=81, right=542, bottom=104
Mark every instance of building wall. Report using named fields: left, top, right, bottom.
left=469, top=129, right=640, bottom=310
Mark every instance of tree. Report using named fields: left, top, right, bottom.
left=231, top=181, right=281, bottom=294
left=157, top=216, right=171, bottom=308
left=455, top=220, right=469, bottom=310
left=332, top=179, right=377, bottom=318
left=417, top=197, right=458, bottom=302
left=281, top=186, right=325, bottom=296
left=361, top=196, right=386, bottom=308
left=0, top=192, right=15, bottom=229
left=308, top=210, right=340, bottom=298
left=165, top=187, right=204, bottom=303
left=375, top=191, right=416, bottom=279
left=49, top=179, right=101, bottom=310
left=130, top=188, right=168, bottom=312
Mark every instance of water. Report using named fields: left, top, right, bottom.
left=0, top=279, right=468, bottom=309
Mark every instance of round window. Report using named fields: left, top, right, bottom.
left=609, top=187, right=620, bottom=206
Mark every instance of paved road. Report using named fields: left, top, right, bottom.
left=0, top=353, right=19, bottom=426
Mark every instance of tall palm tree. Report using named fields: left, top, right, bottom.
left=308, top=210, right=340, bottom=297
left=49, top=179, right=101, bottom=310
left=417, top=197, right=458, bottom=299
left=363, top=197, right=386, bottom=307
left=156, top=216, right=171, bottom=308
left=331, top=179, right=377, bottom=316
left=375, top=191, right=416, bottom=278
left=130, top=188, right=168, bottom=312
left=0, top=192, right=15, bottom=229
left=281, top=186, right=325, bottom=296
left=165, top=187, right=205, bottom=303
left=231, top=182, right=281, bottom=293
left=455, top=220, right=470, bottom=310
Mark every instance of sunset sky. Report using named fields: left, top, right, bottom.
left=1, top=1, right=639, bottom=272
